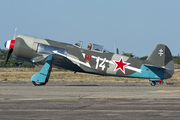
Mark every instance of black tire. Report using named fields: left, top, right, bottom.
left=151, top=81, right=156, bottom=86
left=160, top=81, right=164, bottom=84
left=32, top=81, right=46, bottom=86
left=32, top=78, right=48, bottom=86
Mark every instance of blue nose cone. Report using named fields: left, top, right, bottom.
left=4, top=41, right=7, bottom=48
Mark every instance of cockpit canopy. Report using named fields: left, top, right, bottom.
left=74, top=41, right=83, bottom=48
left=73, top=41, right=110, bottom=53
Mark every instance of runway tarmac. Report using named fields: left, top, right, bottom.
left=0, top=81, right=180, bottom=120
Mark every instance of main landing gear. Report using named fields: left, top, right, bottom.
left=150, top=80, right=164, bottom=86
left=31, top=55, right=53, bottom=86
left=32, top=78, right=49, bottom=86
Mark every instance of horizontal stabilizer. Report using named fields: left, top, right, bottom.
left=144, top=64, right=165, bottom=70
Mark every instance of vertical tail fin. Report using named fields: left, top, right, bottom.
left=147, top=44, right=174, bottom=79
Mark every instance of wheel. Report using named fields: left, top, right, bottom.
left=32, top=81, right=46, bottom=86
left=160, top=81, right=164, bottom=84
left=151, top=81, right=156, bottom=86
left=32, top=78, right=48, bottom=86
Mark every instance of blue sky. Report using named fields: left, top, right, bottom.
left=0, top=0, right=180, bottom=57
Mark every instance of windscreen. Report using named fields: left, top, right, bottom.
left=37, top=44, right=67, bottom=55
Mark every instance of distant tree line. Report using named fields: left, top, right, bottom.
left=0, top=49, right=180, bottom=67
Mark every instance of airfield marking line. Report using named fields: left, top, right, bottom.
left=148, top=90, right=180, bottom=93
left=8, top=97, right=80, bottom=101
left=7, top=93, right=180, bottom=101
left=0, top=109, right=180, bottom=113
left=83, top=95, right=151, bottom=98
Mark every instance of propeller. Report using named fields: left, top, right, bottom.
left=4, top=28, right=17, bottom=65
left=13, top=28, right=17, bottom=40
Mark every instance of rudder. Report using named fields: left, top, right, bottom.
left=147, top=44, right=174, bottom=79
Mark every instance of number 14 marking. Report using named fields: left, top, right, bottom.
left=95, top=57, right=106, bottom=70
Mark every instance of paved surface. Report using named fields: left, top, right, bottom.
left=0, top=81, right=180, bottom=120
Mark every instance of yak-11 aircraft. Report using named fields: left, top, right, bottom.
left=4, top=34, right=174, bottom=86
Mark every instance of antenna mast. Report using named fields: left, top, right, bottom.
left=114, top=40, right=117, bottom=54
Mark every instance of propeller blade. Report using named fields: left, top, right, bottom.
left=4, top=48, right=13, bottom=65
left=13, top=28, right=17, bottom=40
left=4, top=28, right=17, bottom=65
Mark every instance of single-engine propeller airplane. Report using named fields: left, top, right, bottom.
left=4, top=33, right=174, bottom=86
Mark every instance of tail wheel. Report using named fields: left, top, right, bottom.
left=151, top=81, right=156, bottom=86
left=160, top=81, right=164, bottom=84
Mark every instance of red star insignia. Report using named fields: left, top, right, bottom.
left=112, top=56, right=131, bottom=74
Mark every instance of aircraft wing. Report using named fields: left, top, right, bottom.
left=51, top=51, right=86, bottom=71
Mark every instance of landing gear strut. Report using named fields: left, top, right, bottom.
left=31, top=55, right=53, bottom=86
